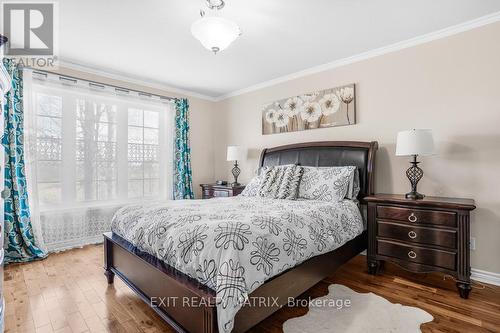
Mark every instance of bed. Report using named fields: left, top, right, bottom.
left=103, top=141, right=378, bottom=333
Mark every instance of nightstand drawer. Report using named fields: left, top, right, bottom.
left=377, top=205, right=456, bottom=227
left=378, top=221, right=457, bottom=249
left=377, top=239, right=456, bottom=270
left=200, top=184, right=245, bottom=199
left=203, top=190, right=229, bottom=198
left=213, top=190, right=229, bottom=197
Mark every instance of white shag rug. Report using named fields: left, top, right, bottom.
left=283, top=284, right=433, bottom=333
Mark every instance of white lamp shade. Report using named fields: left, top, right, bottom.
left=191, top=16, right=241, bottom=53
left=227, top=146, right=246, bottom=161
left=396, top=129, right=435, bottom=156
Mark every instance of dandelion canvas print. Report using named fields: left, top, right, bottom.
left=262, top=84, right=355, bottom=135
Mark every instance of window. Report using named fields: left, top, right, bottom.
left=24, top=70, right=174, bottom=251
left=76, top=100, right=118, bottom=202
left=29, top=81, right=173, bottom=209
left=35, top=93, right=63, bottom=205
left=127, top=108, right=161, bottom=198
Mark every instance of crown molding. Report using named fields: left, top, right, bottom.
left=57, top=59, right=218, bottom=102
left=214, top=11, right=500, bottom=101
left=55, top=11, right=500, bottom=103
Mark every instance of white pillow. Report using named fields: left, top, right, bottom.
left=240, top=174, right=262, bottom=197
left=298, top=166, right=356, bottom=202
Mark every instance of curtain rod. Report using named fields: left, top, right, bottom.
left=29, top=68, right=177, bottom=102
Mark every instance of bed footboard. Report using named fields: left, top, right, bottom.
left=104, top=233, right=216, bottom=333
left=104, top=231, right=367, bottom=333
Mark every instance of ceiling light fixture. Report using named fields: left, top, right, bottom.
left=191, top=0, right=241, bottom=54
left=205, top=0, right=224, bottom=10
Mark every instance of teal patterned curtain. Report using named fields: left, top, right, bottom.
left=2, top=59, right=46, bottom=263
left=173, top=98, right=194, bottom=199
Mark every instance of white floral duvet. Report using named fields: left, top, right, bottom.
left=111, top=196, right=364, bottom=333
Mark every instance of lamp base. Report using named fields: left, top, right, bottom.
left=231, top=161, right=241, bottom=186
left=405, top=191, right=424, bottom=200
left=405, top=155, right=425, bottom=200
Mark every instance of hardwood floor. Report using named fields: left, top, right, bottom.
left=4, top=244, right=500, bottom=333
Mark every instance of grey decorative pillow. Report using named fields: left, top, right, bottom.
left=258, top=165, right=303, bottom=200
left=298, top=166, right=356, bottom=202
left=240, top=174, right=262, bottom=197
left=240, top=164, right=296, bottom=197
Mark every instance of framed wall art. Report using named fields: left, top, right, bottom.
left=262, top=84, right=355, bottom=135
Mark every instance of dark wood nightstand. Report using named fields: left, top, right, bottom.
left=365, top=194, right=476, bottom=298
left=200, top=183, right=245, bottom=199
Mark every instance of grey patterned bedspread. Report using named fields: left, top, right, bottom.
left=111, top=196, right=364, bottom=333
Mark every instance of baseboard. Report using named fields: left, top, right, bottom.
left=357, top=251, right=500, bottom=286
left=471, top=269, right=500, bottom=287
left=46, top=235, right=104, bottom=253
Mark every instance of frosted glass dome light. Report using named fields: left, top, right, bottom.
left=191, top=16, right=241, bottom=54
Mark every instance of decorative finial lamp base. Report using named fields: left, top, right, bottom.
left=405, top=191, right=424, bottom=200
left=227, top=145, right=246, bottom=186
left=231, top=160, right=241, bottom=186
left=405, top=154, right=425, bottom=200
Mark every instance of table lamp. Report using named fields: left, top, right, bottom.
left=396, top=129, right=435, bottom=199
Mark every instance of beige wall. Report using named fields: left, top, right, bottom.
left=53, top=67, right=216, bottom=199
left=213, top=22, right=500, bottom=274
left=55, top=22, right=500, bottom=273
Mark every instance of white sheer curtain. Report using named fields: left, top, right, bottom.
left=24, top=69, right=174, bottom=252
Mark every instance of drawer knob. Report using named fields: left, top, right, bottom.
left=408, top=213, right=418, bottom=223
left=408, top=250, right=417, bottom=259
left=408, top=231, right=417, bottom=239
